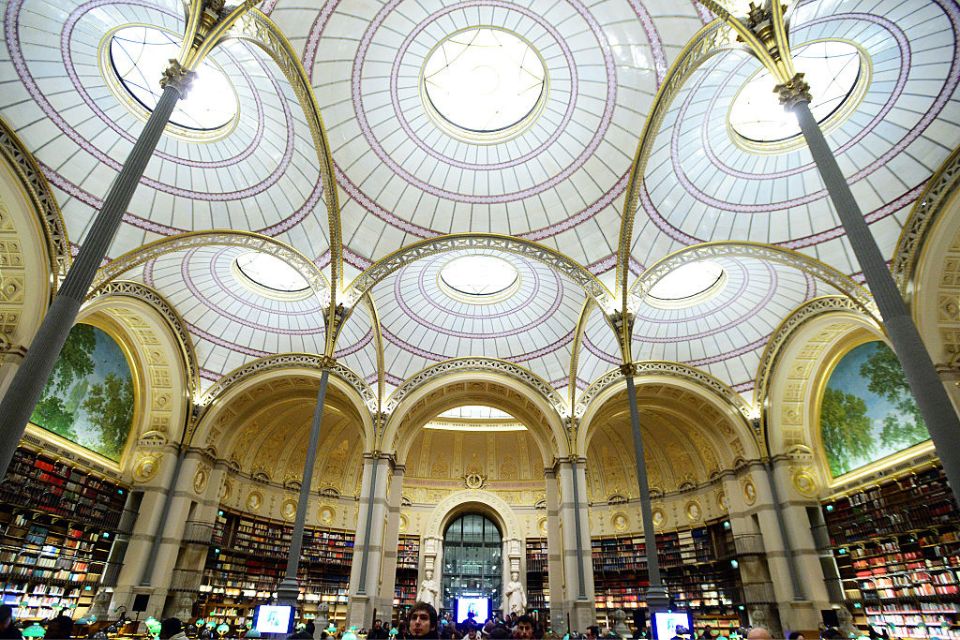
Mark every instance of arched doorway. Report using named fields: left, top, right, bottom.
left=442, top=513, right=503, bottom=613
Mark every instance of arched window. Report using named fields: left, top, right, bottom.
left=442, top=513, right=502, bottom=612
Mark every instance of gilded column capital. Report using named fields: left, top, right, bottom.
left=159, top=59, right=196, bottom=98
left=318, top=354, right=337, bottom=370
left=619, top=362, right=637, bottom=377
left=776, top=72, right=812, bottom=110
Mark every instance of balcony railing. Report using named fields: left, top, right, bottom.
left=182, top=521, right=214, bottom=545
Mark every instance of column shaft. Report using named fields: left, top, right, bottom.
left=794, top=100, right=960, bottom=492
left=624, top=374, right=669, bottom=609
left=0, top=86, right=182, bottom=479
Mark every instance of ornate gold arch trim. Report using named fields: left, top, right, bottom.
left=423, top=489, right=521, bottom=543
left=360, top=292, right=386, bottom=408
left=90, top=230, right=329, bottom=295
left=0, top=117, right=70, bottom=281
left=383, top=357, right=567, bottom=418
left=228, top=9, right=343, bottom=355
left=568, top=299, right=595, bottom=410
left=575, top=360, right=753, bottom=425
left=86, top=280, right=201, bottom=400
left=346, top=233, right=615, bottom=310
left=893, top=145, right=960, bottom=294
left=616, top=19, right=741, bottom=316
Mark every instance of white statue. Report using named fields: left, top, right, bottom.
left=504, top=571, right=527, bottom=615
left=416, top=569, right=440, bottom=610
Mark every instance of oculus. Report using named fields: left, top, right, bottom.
left=234, top=252, right=311, bottom=297
left=647, top=261, right=725, bottom=305
left=439, top=255, right=521, bottom=303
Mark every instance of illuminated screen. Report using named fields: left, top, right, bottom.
left=254, top=605, right=294, bottom=634
left=455, top=598, right=490, bottom=624
left=652, top=611, right=693, bottom=640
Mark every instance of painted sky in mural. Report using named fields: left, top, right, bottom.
left=820, top=341, right=929, bottom=478
left=30, top=324, right=135, bottom=462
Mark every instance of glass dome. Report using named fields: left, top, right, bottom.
left=440, top=255, right=520, bottom=298
left=648, top=261, right=725, bottom=301
left=235, top=252, right=310, bottom=293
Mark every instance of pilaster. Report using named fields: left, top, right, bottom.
left=348, top=453, right=391, bottom=627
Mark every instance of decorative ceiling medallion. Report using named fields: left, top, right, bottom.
left=728, top=39, right=871, bottom=153
left=100, top=25, right=240, bottom=142
left=421, top=27, right=548, bottom=144
left=464, top=472, right=486, bottom=490
left=646, top=260, right=727, bottom=309
left=232, top=252, right=313, bottom=301
left=438, top=254, right=522, bottom=304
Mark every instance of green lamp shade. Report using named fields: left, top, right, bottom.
left=218, top=623, right=230, bottom=633
left=146, top=616, right=162, bottom=636
left=22, top=623, right=46, bottom=638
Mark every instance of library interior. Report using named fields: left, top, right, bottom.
left=1, top=0, right=960, bottom=638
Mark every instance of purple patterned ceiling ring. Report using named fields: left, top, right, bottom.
left=189, top=322, right=270, bottom=358
left=381, top=324, right=574, bottom=363
left=61, top=0, right=269, bottom=169
left=7, top=0, right=304, bottom=202
left=415, top=254, right=544, bottom=320
left=633, top=264, right=748, bottom=323
left=178, top=248, right=326, bottom=335
left=390, top=262, right=567, bottom=339
left=209, top=247, right=324, bottom=315
left=686, top=334, right=770, bottom=367
left=334, top=328, right=374, bottom=359
left=631, top=261, right=780, bottom=343
left=344, top=0, right=619, bottom=203
left=695, top=14, right=909, bottom=181
left=583, top=333, right=620, bottom=366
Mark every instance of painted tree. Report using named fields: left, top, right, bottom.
left=861, top=343, right=928, bottom=450
left=82, top=373, right=135, bottom=461
left=821, top=386, right=874, bottom=477
left=30, top=324, right=97, bottom=437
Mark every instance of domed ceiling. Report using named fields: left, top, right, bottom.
left=1, top=0, right=958, bottom=426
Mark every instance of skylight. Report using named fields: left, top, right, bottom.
left=648, top=261, right=724, bottom=301
left=439, top=255, right=520, bottom=299
left=235, top=252, right=310, bottom=293
left=109, top=26, right=237, bottom=131
left=423, top=28, right=546, bottom=134
left=439, top=406, right=514, bottom=420
left=729, top=40, right=863, bottom=143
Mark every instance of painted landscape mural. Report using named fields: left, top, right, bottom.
left=820, top=340, right=930, bottom=478
left=30, top=324, right=135, bottom=462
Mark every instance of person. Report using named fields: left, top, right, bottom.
left=700, top=626, right=714, bottom=640
left=669, top=625, right=685, bottom=640
left=416, top=570, right=441, bottom=610
left=463, top=622, right=481, bottom=640
left=0, top=606, right=21, bottom=640
left=746, top=629, right=772, bottom=640
left=513, top=616, right=535, bottom=640
left=788, top=633, right=805, bottom=640
left=160, top=618, right=188, bottom=640
left=45, top=615, right=74, bottom=640
left=408, top=602, right=439, bottom=639
left=370, top=621, right=389, bottom=640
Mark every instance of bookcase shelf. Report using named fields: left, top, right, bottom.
left=591, top=521, right=742, bottom=635
left=394, top=535, right=420, bottom=612
left=0, top=447, right=126, bottom=622
left=198, top=509, right=354, bottom=629
left=525, top=538, right=549, bottom=612
left=824, top=466, right=960, bottom=638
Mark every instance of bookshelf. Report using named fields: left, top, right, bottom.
left=394, top=535, right=420, bottom=613
left=198, top=509, right=354, bottom=630
left=0, top=447, right=126, bottom=621
left=823, top=466, right=960, bottom=639
left=525, top=538, right=549, bottom=612
left=591, top=521, right=742, bottom=635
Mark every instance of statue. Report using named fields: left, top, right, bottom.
left=416, top=569, right=440, bottom=610
left=504, top=571, right=527, bottom=616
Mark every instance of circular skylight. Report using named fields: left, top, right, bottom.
left=439, top=255, right=520, bottom=300
left=648, top=261, right=725, bottom=301
left=729, top=40, right=864, bottom=143
left=422, top=28, right=546, bottom=136
left=440, top=406, right=514, bottom=420
left=108, top=26, right=237, bottom=132
left=235, top=252, right=310, bottom=293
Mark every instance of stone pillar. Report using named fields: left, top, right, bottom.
left=0, top=344, right=26, bottom=398
left=556, top=459, right=595, bottom=631
left=544, top=468, right=566, bottom=633
left=376, top=463, right=405, bottom=621
left=348, top=453, right=390, bottom=627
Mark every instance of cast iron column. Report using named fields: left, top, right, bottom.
left=787, top=87, right=960, bottom=493
left=0, top=69, right=192, bottom=479
left=623, top=366, right=670, bottom=611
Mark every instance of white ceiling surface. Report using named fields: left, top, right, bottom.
left=269, top=0, right=705, bottom=286
left=0, top=0, right=956, bottom=410
left=630, top=0, right=960, bottom=280
left=0, top=0, right=332, bottom=263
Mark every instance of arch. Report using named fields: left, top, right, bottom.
left=423, top=489, right=522, bottom=544
left=75, top=292, right=193, bottom=469
left=382, top=359, right=568, bottom=466
left=191, top=356, right=376, bottom=453
left=90, top=231, right=329, bottom=296
left=763, top=304, right=886, bottom=490
left=577, top=371, right=761, bottom=464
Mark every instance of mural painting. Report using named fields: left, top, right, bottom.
left=30, top=324, right=135, bottom=462
left=820, top=340, right=929, bottom=478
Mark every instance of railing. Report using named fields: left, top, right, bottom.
left=182, top=521, right=214, bottom=545
left=733, top=534, right=766, bottom=556
left=101, top=561, right=122, bottom=587
left=742, top=581, right=777, bottom=604
left=170, top=568, right=203, bottom=592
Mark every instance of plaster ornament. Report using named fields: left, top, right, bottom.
left=792, top=468, right=818, bottom=497
left=464, top=472, right=486, bottom=489
left=281, top=499, right=297, bottom=521
left=652, top=508, right=665, bottom=528
left=132, top=454, right=160, bottom=483
left=193, top=466, right=209, bottom=495
left=743, top=478, right=757, bottom=505
left=399, top=514, right=408, bottom=532
left=319, top=505, right=335, bottom=524
left=686, top=500, right=702, bottom=522
left=246, top=491, right=263, bottom=512
left=717, top=491, right=728, bottom=511
left=612, top=512, right=628, bottom=532
left=220, top=479, right=232, bottom=501
left=537, top=517, right=547, bottom=536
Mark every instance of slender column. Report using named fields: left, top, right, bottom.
left=277, top=368, right=330, bottom=605
left=376, top=464, right=405, bottom=618
left=348, top=453, right=390, bottom=627
left=556, top=460, right=595, bottom=631
left=570, top=458, right=586, bottom=599
left=762, top=462, right=804, bottom=601
left=787, top=93, right=960, bottom=492
left=543, top=468, right=566, bottom=633
left=139, top=446, right=188, bottom=586
left=0, top=74, right=191, bottom=479
left=623, top=369, right=670, bottom=611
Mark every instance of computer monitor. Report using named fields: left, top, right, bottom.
left=455, top=597, right=490, bottom=624
left=253, top=604, right=295, bottom=635
left=651, top=611, right=694, bottom=640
